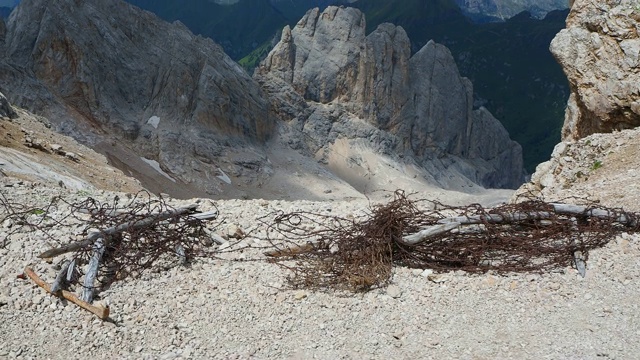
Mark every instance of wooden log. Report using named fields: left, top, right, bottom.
left=82, top=238, right=105, bottom=303
left=551, top=203, right=637, bottom=226
left=50, top=260, right=72, bottom=294
left=39, top=204, right=199, bottom=259
left=401, top=222, right=461, bottom=245
left=438, top=211, right=553, bottom=225
left=24, top=267, right=110, bottom=320
left=402, top=203, right=639, bottom=246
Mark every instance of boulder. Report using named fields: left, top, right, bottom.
left=550, top=0, right=640, bottom=140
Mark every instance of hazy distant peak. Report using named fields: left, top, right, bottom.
left=454, top=0, right=569, bottom=21
left=209, top=0, right=240, bottom=4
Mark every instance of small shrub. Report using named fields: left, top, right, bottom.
left=76, top=189, right=91, bottom=197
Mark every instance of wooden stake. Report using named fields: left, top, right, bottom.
left=81, top=238, right=105, bottom=303
left=50, top=260, right=72, bottom=294
left=23, top=267, right=110, bottom=320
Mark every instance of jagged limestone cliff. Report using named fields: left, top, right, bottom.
left=0, top=1, right=524, bottom=198
left=1, top=0, right=276, bottom=195
left=256, top=7, right=523, bottom=189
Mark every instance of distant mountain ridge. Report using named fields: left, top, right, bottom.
left=453, top=0, right=569, bottom=21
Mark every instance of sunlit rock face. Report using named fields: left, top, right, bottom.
left=551, top=0, right=640, bottom=141
left=1, top=0, right=276, bottom=194
left=256, top=6, right=524, bottom=188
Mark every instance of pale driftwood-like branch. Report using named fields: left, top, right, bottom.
left=24, top=267, right=110, bottom=320
left=437, top=211, right=553, bottom=225
left=175, top=244, right=187, bottom=265
left=189, top=211, right=218, bottom=221
left=50, top=260, right=72, bottom=294
left=551, top=203, right=637, bottom=226
left=38, top=204, right=199, bottom=259
left=81, top=238, right=105, bottom=303
left=67, top=258, right=76, bottom=282
left=402, top=222, right=461, bottom=245
left=201, top=228, right=228, bottom=246
left=574, top=251, right=586, bottom=277
left=401, top=204, right=638, bottom=246
left=569, top=217, right=587, bottom=278
left=210, top=233, right=228, bottom=246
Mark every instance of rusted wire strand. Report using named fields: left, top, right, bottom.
left=1, top=190, right=221, bottom=294
left=262, top=190, right=638, bottom=292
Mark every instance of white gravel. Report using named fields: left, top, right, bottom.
left=1, top=179, right=639, bottom=359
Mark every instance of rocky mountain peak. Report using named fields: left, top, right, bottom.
left=1, top=0, right=277, bottom=196
left=256, top=6, right=524, bottom=189
left=520, top=0, right=640, bottom=205
left=257, top=6, right=367, bottom=104
left=550, top=0, right=640, bottom=140
left=6, top=0, right=272, bottom=138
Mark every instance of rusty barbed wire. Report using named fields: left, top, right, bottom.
left=3, top=188, right=639, bottom=295
left=1, top=190, right=224, bottom=295
left=261, top=190, right=639, bottom=292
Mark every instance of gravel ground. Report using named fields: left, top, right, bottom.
left=1, top=179, right=639, bottom=360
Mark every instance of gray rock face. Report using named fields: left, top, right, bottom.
left=0, top=91, right=16, bottom=118
left=1, top=0, right=275, bottom=194
left=258, top=7, right=367, bottom=104
left=257, top=6, right=523, bottom=189
left=550, top=0, right=640, bottom=141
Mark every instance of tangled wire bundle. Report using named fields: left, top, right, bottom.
left=1, top=191, right=216, bottom=291
left=264, top=191, right=639, bottom=292
left=67, top=194, right=215, bottom=284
